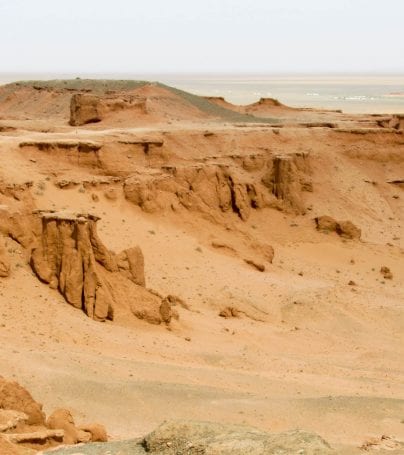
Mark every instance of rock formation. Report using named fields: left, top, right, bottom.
left=143, top=420, right=334, bottom=455
left=69, top=92, right=151, bottom=127
left=0, top=206, right=38, bottom=249
left=70, top=94, right=102, bottom=126
left=29, top=211, right=171, bottom=324
left=123, top=153, right=313, bottom=219
left=40, top=420, right=335, bottom=455
left=0, top=377, right=107, bottom=452
left=377, top=114, right=404, bottom=130
left=262, top=152, right=312, bottom=213
left=315, top=216, right=361, bottom=240
left=124, top=164, right=269, bottom=221
left=0, top=376, right=45, bottom=425
left=30, top=212, right=116, bottom=321
left=47, top=409, right=107, bottom=445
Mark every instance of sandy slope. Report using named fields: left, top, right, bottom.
left=0, top=81, right=403, bottom=453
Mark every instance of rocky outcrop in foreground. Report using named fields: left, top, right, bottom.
left=42, top=420, right=334, bottom=455
left=0, top=377, right=106, bottom=453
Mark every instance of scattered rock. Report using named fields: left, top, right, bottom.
left=315, top=216, right=361, bottom=240
left=244, top=258, right=265, bottom=272
left=336, top=220, right=361, bottom=240
left=314, top=215, right=338, bottom=232
left=47, top=409, right=78, bottom=445
left=219, top=307, right=240, bottom=318
left=78, top=423, right=108, bottom=442
left=380, top=266, right=393, bottom=280
left=159, top=298, right=173, bottom=324
left=360, top=434, right=404, bottom=451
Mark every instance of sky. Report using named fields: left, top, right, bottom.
left=0, top=0, right=403, bottom=74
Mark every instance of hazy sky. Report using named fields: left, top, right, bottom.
left=0, top=0, right=403, bottom=74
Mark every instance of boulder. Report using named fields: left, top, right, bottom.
left=336, top=220, right=361, bottom=240
left=315, top=216, right=361, bottom=240
left=129, top=285, right=168, bottom=325
left=159, top=298, right=173, bottom=324
left=0, top=377, right=45, bottom=426
left=143, top=420, right=334, bottom=455
left=219, top=307, right=240, bottom=318
left=46, top=409, right=78, bottom=445
left=69, top=94, right=102, bottom=126
left=380, top=266, right=393, bottom=280
left=78, top=423, right=108, bottom=442
left=314, top=215, right=338, bottom=233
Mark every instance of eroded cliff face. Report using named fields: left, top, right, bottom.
left=262, top=152, right=312, bottom=214
left=70, top=94, right=102, bottom=126
left=123, top=155, right=312, bottom=220
left=69, top=93, right=150, bottom=126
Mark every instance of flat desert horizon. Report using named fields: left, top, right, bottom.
left=1, top=73, right=404, bottom=114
